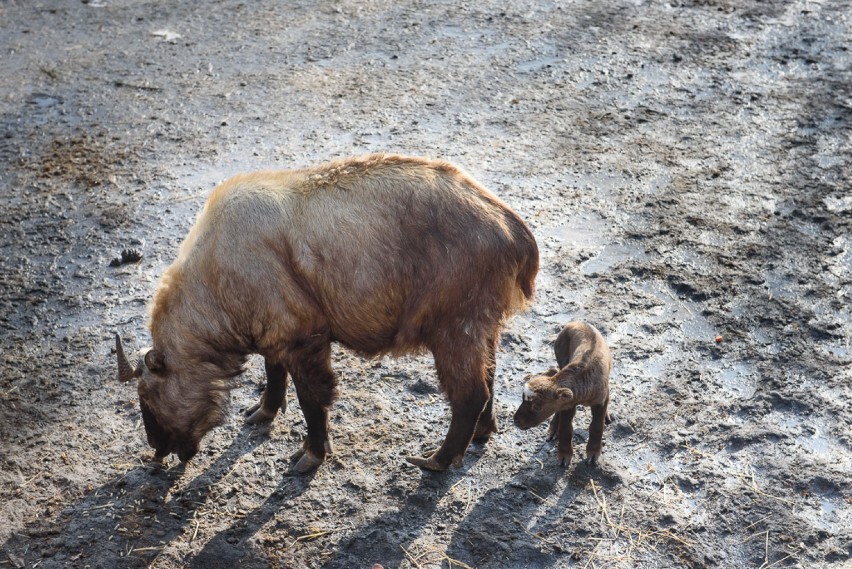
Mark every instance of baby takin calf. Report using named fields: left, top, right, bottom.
left=513, top=321, right=612, bottom=467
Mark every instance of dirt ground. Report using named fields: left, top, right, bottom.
left=1, top=0, right=850, bottom=567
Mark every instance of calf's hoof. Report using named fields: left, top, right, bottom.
left=586, top=445, right=602, bottom=466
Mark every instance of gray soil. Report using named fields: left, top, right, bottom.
left=1, top=0, right=850, bottom=567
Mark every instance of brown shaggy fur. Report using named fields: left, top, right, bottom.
left=130, top=154, right=539, bottom=471
left=513, top=321, right=612, bottom=466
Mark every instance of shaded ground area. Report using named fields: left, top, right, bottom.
left=1, top=0, right=850, bottom=567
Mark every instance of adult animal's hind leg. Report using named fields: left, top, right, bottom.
left=288, top=339, right=337, bottom=473
left=586, top=395, right=609, bottom=466
left=407, top=339, right=489, bottom=472
left=473, top=334, right=499, bottom=442
left=245, top=360, right=288, bottom=424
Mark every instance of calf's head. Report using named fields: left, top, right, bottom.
left=115, top=334, right=225, bottom=462
left=513, top=368, right=573, bottom=430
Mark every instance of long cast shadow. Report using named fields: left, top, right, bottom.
left=310, top=448, right=487, bottom=569
left=186, top=460, right=317, bottom=568
left=1, top=425, right=270, bottom=568
left=445, top=439, right=624, bottom=569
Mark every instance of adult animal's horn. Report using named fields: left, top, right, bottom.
left=115, top=334, right=143, bottom=382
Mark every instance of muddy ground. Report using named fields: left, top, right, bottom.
left=1, top=0, right=850, bottom=567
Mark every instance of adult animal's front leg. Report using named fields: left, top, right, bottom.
left=245, top=360, right=288, bottom=424
left=288, top=340, right=336, bottom=473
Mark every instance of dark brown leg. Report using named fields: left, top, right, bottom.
left=406, top=338, right=489, bottom=471
left=587, top=395, right=609, bottom=466
left=556, top=407, right=576, bottom=466
left=288, top=339, right=336, bottom=473
left=546, top=411, right=565, bottom=441
left=245, top=360, right=288, bottom=424
left=473, top=333, right=499, bottom=442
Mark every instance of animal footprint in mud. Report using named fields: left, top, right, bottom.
left=109, top=248, right=144, bottom=267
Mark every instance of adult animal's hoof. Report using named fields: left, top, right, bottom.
left=473, top=417, right=499, bottom=443
left=244, top=402, right=276, bottom=425
left=289, top=439, right=332, bottom=473
left=405, top=454, right=447, bottom=471
left=405, top=450, right=464, bottom=471
left=292, top=450, right=324, bottom=473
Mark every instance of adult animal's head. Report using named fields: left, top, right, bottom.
left=114, top=334, right=228, bottom=462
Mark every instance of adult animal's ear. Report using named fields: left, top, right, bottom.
left=556, top=387, right=574, bottom=401
left=144, top=349, right=166, bottom=374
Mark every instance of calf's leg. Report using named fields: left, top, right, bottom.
left=586, top=395, right=609, bottom=466
left=556, top=407, right=576, bottom=466
left=546, top=410, right=570, bottom=441
left=245, top=360, right=288, bottom=424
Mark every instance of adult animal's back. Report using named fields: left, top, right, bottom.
left=176, top=154, right=538, bottom=357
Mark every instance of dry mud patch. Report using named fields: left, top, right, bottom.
left=1, top=0, right=850, bottom=568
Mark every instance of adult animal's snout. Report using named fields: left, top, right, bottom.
left=177, top=445, right=198, bottom=462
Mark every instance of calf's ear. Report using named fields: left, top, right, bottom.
left=556, top=387, right=574, bottom=401
left=544, top=367, right=559, bottom=377
left=144, top=349, right=166, bottom=374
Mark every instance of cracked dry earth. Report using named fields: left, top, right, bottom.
left=1, top=0, right=850, bottom=568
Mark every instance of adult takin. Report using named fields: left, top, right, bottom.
left=513, top=321, right=612, bottom=467
left=115, top=154, right=539, bottom=472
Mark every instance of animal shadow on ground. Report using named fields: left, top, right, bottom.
left=446, top=440, right=623, bottom=568
left=187, top=449, right=318, bottom=568
left=1, top=426, right=271, bottom=568
left=317, top=447, right=488, bottom=568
